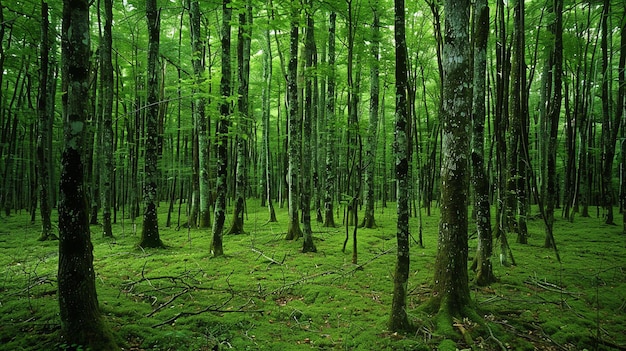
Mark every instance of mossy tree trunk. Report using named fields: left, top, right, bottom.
left=361, top=7, right=379, bottom=230
left=301, top=0, right=317, bottom=253
left=58, top=0, right=117, bottom=348
left=431, top=0, right=472, bottom=320
left=285, top=1, right=302, bottom=241
left=140, top=0, right=164, bottom=249
left=470, top=0, right=495, bottom=286
left=37, top=1, right=55, bottom=241
left=389, top=0, right=410, bottom=332
left=228, top=5, right=252, bottom=235
left=211, top=0, right=232, bottom=257
left=323, top=12, right=337, bottom=229
left=101, top=0, right=114, bottom=238
left=618, top=12, right=626, bottom=234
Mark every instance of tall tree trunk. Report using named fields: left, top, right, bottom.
left=228, top=5, right=252, bottom=235
left=361, top=6, right=380, bottom=229
left=37, top=1, right=55, bottom=241
left=262, top=26, right=277, bottom=223
left=58, top=0, right=117, bottom=347
left=431, top=0, right=472, bottom=319
left=101, top=0, right=114, bottom=237
left=323, top=12, right=337, bottom=228
left=389, top=0, right=410, bottom=332
left=301, top=1, right=317, bottom=253
left=471, top=0, right=495, bottom=286
left=189, top=0, right=210, bottom=228
left=600, top=0, right=620, bottom=225
left=211, top=0, right=232, bottom=257
left=140, top=0, right=164, bottom=248
left=285, top=1, right=302, bottom=240
left=618, top=11, right=625, bottom=234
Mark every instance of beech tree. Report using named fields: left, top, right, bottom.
left=58, top=0, right=116, bottom=347
left=430, top=0, right=472, bottom=320
left=389, top=0, right=410, bottom=331
left=100, top=0, right=114, bottom=238
left=139, top=0, right=164, bottom=248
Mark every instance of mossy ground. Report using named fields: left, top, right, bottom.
left=1, top=203, right=624, bottom=350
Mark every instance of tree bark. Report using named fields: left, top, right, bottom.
left=389, top=0, right=410, bottom=332
left=101, top=0, right=114, bottom=237
left=361, top=6, right=380, bottom=229
left=228, top=5, right=252, bottom=235
left=470, top=0, right=495, bottom=286
left=301, top=0, right=317, bottom=253
left=285, top=1, right=302, bottom=240
left=140, top=0, right=164, bottom=248
left=211, top=0, right=232, bottom=257
left=58, top=0, right=117, bottom=347
left=323, top=12, right=337, bottom=228
left=37, top=1, right=55, bottom=241
left=431, top=0, right=472, bottom=319
left=262, top=26, right=277, bottom=223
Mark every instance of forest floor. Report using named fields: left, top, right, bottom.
left=0, top=203, right=625, bottom=350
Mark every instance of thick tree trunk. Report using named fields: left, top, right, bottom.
left=361, top=7, right=380, bottom=229
left=140, top=0, right=164, bottom=248
left=37, top=1, right=55, bottom=241
left=470, top=0, right=495, bottom=286
left=389, top=0, right=410, bottom=332
left=323, top=12, right=337, bottom=228
left=58, top=0, right=116, bottom=348
left=211, top=0, right=232, bottom=257
left=431, top=0, right=472, bottom=320
left=285, top=2, right=302, bottom=240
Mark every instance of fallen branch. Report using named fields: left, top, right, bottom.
left=251, top=248, right=285, bottom=267
left=146, top=287, right=190, bottom=317
left=524, top=276, right=583, bottom=297
left=152, top=297, right=263, bottom=328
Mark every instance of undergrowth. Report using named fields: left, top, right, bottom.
left=0, top=203, right=624, bottom=350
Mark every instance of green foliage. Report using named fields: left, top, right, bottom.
left=1, top=204, right=626, bottom=350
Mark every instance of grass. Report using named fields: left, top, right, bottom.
left=0, top=202, right=625, bottom=350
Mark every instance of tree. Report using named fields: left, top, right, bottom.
left=470, top=0, right=495, bottom=286
left=36, top=0, right=55, bottom=241
left=301, top=0, right=317, bottom=253
left=389, top=0, right=411, bottom=332
left=285, top=0, right=303, bottom=241
left=211, top=0, right=232, bottom=257
left=323, top=12, right=337, bottom=228
left=101, top=0, right=114, bottom=237
left=139, top=0, right=164, bottom=248
left=58, top=0, right=116, bottom=347
left=228, top=4, right=252, bottom=235
left=430, top=0, right=472, bottom=321
left=261, top=24, right=277, bottom=223
left=361, top=5, right=379, bottom=229
left=189, top=0, right=211, bottom=228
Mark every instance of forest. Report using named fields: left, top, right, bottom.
left=0, top=0, right=625, bottom=350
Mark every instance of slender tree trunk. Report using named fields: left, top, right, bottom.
left=262, top=27, right=277, bottom=223
left=189, top=0, right=210, bottom=228
left=101, top=0, right=114, bottom=237
left=211, top=0, right=232, bottom=257
left=431, top=0, right=472, bottom=319
left=140, top=0, right=164, bottom=248
left=301, top=1, right=317, bottom=253
left=323, top=12, right=337, bottom=228
left=618, top=11, right=625, bottom=233
left=389, top=0, right=410, bottom=332
left=58, top=0, right=117, bottom=347
left=600, top=0, right=620, bottom=225
left=361, top=6, right=380, bottom=229
left=285, top=1, right=302, bottom=240
left=471, top=0, right=495, bottom=286
left=37, top=1, right=55, bottom=241
left=228, top=5, right=252, bottom=235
